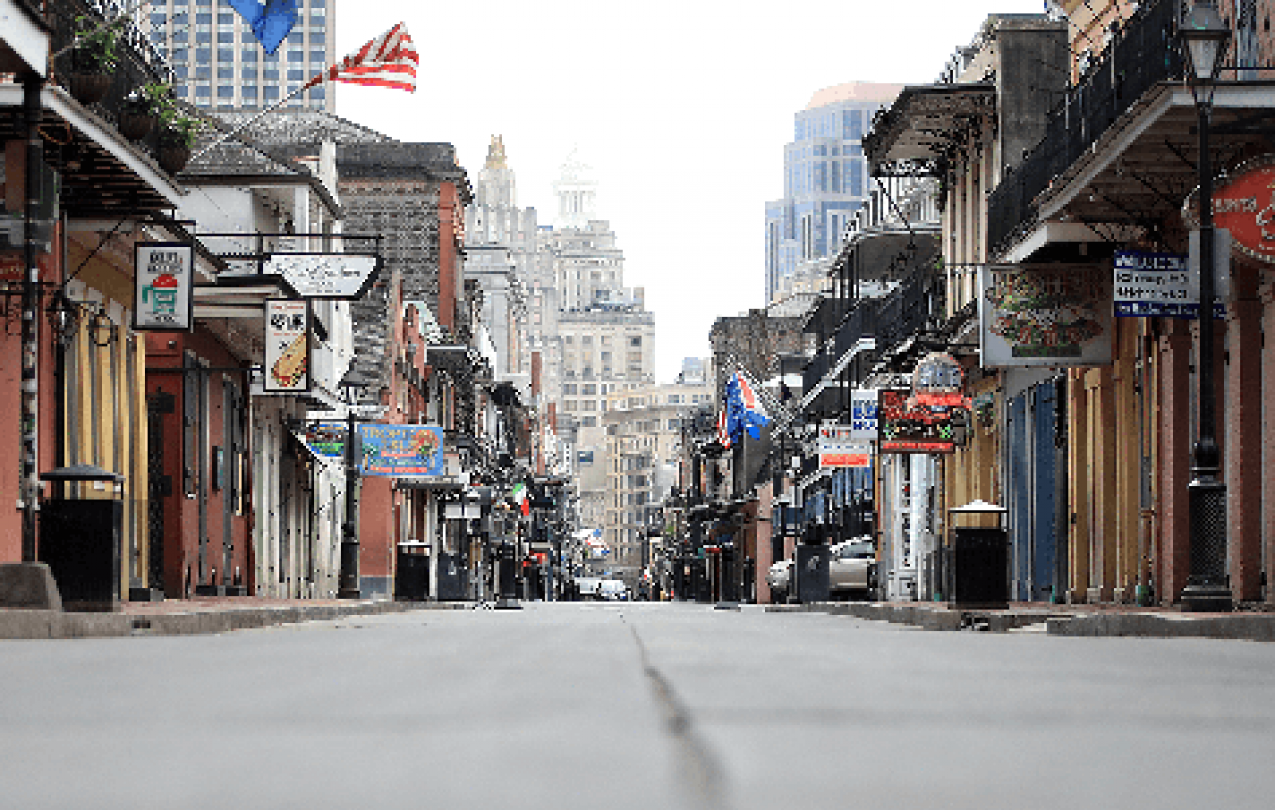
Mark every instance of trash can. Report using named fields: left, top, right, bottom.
left=395, top=546, right=430, bottom=601
left=37, top=464, right=125, bottom=611
left=946, top=500, right=1009, bottom=609
left=435, top=551, right=467, bottom=601
left=793, top=543, right=830, bottom=603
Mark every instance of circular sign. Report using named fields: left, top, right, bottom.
left=911, top=352, right=963, bottom=394
left=1186, top=154, right=1275, bottom=265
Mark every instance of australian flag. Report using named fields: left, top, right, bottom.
left=227, top=0, right=298, bottom=55
left=723, top=371, right=770, bottom=445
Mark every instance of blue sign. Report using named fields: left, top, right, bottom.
left=358, top=424, right=445, bottom=477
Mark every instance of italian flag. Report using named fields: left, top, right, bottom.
left=511, top=482, right=530, bottom=516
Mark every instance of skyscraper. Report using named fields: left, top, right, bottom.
left=147, top=0, right=336, bottom=113
left=764, top=82, right=903, bottom=304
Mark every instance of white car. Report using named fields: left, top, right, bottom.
left=597, top=580, right=629, bottom=601
left=766, top=560, right=793, bottom=602
left=828, top=538, right=876, bottom=599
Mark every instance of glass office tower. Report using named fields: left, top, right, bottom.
left=147, top=0, right=336, bottom=112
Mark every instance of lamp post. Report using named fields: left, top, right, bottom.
left=338, top=379, right=364, bottom=599
left=1180, top=2, right=1233, bottom=612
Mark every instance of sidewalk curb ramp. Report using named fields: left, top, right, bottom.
left=0, top=601, right=471, bottom=640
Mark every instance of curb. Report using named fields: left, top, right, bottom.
left=768, top=601, right=1275, bottom=641
left=0, top=600, right=472, bottom=640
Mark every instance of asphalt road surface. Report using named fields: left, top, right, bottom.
left=3, top=602, right=1274, bottom=809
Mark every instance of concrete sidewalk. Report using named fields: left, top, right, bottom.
left=770, top=600, right=1275, bottom=642
left=0, top=597, right=469, bottom=639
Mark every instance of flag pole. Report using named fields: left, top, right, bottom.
left=187, top=82, right=313, bottom=163
left=52, top=0, right=157, bottom=60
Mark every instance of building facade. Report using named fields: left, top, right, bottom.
left=765, top=81, right=904, bottom=306
left=147, top=0, right=336, bottom=112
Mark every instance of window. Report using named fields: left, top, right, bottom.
left=195, top=65, right=211, bottom=79
left=195, top=31, right=211, bottom=43
left=241, top=48, right=258, bottom=61
left=582, top=417, right=596, bottom=427
left=196, top=12, right=212, bottom=23
left=288, top=32, right=304, bottom=44
left=263, top=86, right=279, bottom=100
left=629, top=336, right=641, bottom=347
left=242, top=85, right=258, bottom=98
left=218, top=31, right=234, bottom=43
left=310, top=50, right=326, bottom=63
left=195, top=85, right=211, bottom=98
left=151, top=13, right=167, bottom=25
left=218, top=48, right=234, bottom=61
left=218, top=66, right=234, bottom=78
left=218, top=12, right=234, bottom=24
left=288, top=51, right=304, bottom=62
left=217, top=85, right=234, bottom=98
left=241, top=67, right=257, bottom=79
left=288, top=69, right=306, bottom=81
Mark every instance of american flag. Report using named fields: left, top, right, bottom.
left=303, top=23, right=418, bottom=93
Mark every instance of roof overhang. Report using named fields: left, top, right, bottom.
left=999, top=82, right=1275, bottom=260
left=865, top=82, right=995, bottom=175
left=0, top=0, right=50, bottom=77
left=0, top=84, right=183, bottom=217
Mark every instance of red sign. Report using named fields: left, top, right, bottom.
left=1210, top=155, right=1275, bottom=264
left=878, top=389, right=956, bottom=454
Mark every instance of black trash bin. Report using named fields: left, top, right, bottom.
left=793, top=543, right=830, bottom=603
left=38, top=464, right=125, bottom=611
left=945, top=500, right=1009, bottom=608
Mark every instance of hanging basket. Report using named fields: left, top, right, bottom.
left=68, top=72, right=112, bottom=106
left=157, top=144, right=191, bottom=175
left=117, top=111, right=155, bottom=141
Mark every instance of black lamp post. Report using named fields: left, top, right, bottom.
left=338, top=378, right=364, bottom=599
left=1180, top=2, right=1233, bottom=612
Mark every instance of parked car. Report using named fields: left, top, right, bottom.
left=767, top=559, right=793, bottom=602
left=598, top=579, right=629, bottom=601
left=575, top=577, right=602, bottom=600
left=828, top=538, right=876, bottom=599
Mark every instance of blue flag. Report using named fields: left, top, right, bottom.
left=723, top=371, right=770, bottom=445
left=227, top=0, right=298, bottom=56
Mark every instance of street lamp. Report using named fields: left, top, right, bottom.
left=1180, top=2, right=1232, bottom=612
left=338, top=377, right=365, bottom=599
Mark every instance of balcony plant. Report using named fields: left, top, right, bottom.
left=68, top=15, right=119, bottom=106
left=117, top=83, right=168, bottom=141
left=156, top=106, right=199, bottom=175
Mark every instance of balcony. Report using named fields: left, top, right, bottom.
left=0, top=0, right=180, bottom=218
left=987, top=0, right=1182, bottom=255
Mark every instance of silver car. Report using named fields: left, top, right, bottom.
left=828, top=538, right=876, bottom=599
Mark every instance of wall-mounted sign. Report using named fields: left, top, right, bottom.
left=358, top=424, right=445, bottom=477
left=133, top=242, right=194, bottom=331
left=878, top=388, right=956, bottom=454
left=303, top=421, right=346, bottom=457
left=818, top=423, right=872, bottom=468
left=980, top=265, right=1112, bottom=367
left=850, top=389, right=878, bottom=440
left=264, top=299, right=310, bottom=393
left=1113, top=250, right=1193, bottom=317
left=1202, top=154, right=1275, bottom=265
left=262, top=253, right=379, bottom=299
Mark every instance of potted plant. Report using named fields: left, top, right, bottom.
left=68, top=15, right=119, bottom=105
left=117, top=83, right=167, bottom=141
left=156, top=107, right=199, bottom=174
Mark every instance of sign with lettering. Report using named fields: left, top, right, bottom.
left=1207, top=155, right=1275, bottom=264
left=133, top=243, right=194, bottom=331
left=980, top=265, right=1112, bottom=367
left=818, top=423, right=872, bottom=468
left=878, top=388, right=956, bottom=454
left=263, top=299, right=310, bottom=393
left=850, top=389, right=878, bottom=440
left=358, top=424, right=445, bottom=477
left=1113, top=251, right=1193, bottom=317
left=262, top=253, right=379, bottom=299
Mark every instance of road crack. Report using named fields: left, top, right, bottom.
left=627, top=620, right=733, bottom=810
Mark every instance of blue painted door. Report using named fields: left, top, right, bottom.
left=1007, top=395, right=1030, bottom=600
left=1030, top=383, right=1058, bottom=602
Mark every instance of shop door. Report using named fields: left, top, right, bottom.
left=1030, top=383, right=1059, bottom=601
left=1007, top=395, right=1030, bottom=600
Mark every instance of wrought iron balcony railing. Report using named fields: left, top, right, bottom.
left=987, top=0, right=1182, bottom=255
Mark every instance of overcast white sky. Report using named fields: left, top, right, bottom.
left=333, top=0, right=1048, bottom=382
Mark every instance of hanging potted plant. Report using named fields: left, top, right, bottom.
left=68, top=16, right=119, bottom=106
left=156, top=107, right=198, bottom=175
left=118, top=83, right=167, bottom=141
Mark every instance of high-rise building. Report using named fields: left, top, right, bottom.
left=764, top=81, right=903, bottom=305
left=147, top=0, right=336, bottom=112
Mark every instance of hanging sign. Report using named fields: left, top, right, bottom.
left=818, top=423, right=872, bottom=468
left=878, top=388, right=956, bottom=454
left=1113, top=250, right=1193, bottom=317
left=980, top=264, right=1112, bottom=367
left=303, top=421, right=346, bottom=457
left=133, top=242, right=194, bottom=331
left=850, top=389, right=878, bottom=440
left=1199, top=154, right=1275, bottom=265
left=263, top=299, right=310, bottom=393
left=262, top=253, right=379, bottom=299
left=358, top=424, right=445, bottom=477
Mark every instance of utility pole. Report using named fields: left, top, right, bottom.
left=338, top=383, right=361, bottom=598
left=21, top=74, right=43, bottom=561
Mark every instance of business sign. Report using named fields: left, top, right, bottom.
left=980, top=265, right=1112, bottom=367
left=878, top=389, right=956, bottom=454
left=818, top=423, right=872, bottom=468
left=263, top=299, right=310, bottom=393
left=358, top=424, right=445, bottom=477
left=303, top=422, right=346, bottom=458
left=1113, top=251, right=1193, bottom=317
left=1202, top=154, right=1275, bottom=265
left=262, top=253, right=379, bottom=299
left=133, top=242, right=194, bottom=331
left=850, top=389, right=878, bottom=440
